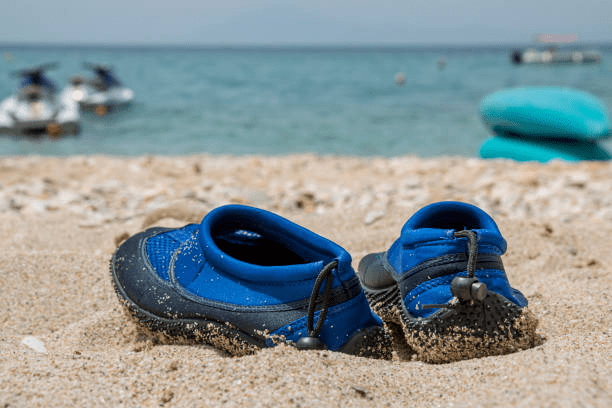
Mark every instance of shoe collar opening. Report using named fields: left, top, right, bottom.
left=402, top=201, right=501, bottom=233
left=197, top=205, right=353, bottom=283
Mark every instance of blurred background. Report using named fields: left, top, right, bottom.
left=1, top=1, right=611, bottom=157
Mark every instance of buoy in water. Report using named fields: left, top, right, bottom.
left=395, top=72, right=405, bottom=86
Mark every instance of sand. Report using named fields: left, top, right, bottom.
left=0, top=154, right=611, bottom=407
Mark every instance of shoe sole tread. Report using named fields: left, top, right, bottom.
left=363, top=284, right=541, bottom=363
left=110, top=259, right=392, bottom=359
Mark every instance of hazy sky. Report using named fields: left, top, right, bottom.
left=2, top=1, right=611, bottom=45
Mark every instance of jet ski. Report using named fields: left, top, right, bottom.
left=62, top=63, right=133, bottom=115
left=0, top=63, right=80, bottom=137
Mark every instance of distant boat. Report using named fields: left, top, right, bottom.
left=511, top=48, right=601, bottom=65
left=510, top=33, right=601, bottom=65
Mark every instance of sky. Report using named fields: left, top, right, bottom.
left=2, top=1, right=611, bottom=46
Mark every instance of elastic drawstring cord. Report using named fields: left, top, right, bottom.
left=453, top=230, right=478, bottom=279
left=296, top=260, right=338, bottom=350
left=422, top=230, right=487, bottom=310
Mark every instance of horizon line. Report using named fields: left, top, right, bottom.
left=2, top=41, right=612, bottom=51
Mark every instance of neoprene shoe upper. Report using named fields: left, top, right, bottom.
left=357, top=201, right=539, bottom=363
left=111, top=204, right=388, bottom=356
left=359, top=201, right=528, bottom=318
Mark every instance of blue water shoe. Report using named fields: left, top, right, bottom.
left=111, top=204, right=391, bottom=358
left=358, top=201, right=539, bottom=363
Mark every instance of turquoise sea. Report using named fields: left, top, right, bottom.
left=1, top=44, right=612, bottom=157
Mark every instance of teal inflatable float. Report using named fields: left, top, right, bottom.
left=480, top=87, right=611, bottom=141
left=479, top=87, right=611, bottom=162
left=479, top=136, right=612, bottom=162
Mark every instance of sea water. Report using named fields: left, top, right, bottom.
left=1, top=44, right=612, bottom=157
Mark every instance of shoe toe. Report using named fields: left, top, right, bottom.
left=111, top=227, right=180, bottom=317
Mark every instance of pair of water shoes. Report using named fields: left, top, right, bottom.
left=110, top=201, right=539, bottom=363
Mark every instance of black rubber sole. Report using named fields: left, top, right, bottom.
left=110, top=259, right=392, bottom=359
left=363, top=284, right=541, bottom=363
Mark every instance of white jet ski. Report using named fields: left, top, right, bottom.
left=0, top=63, right=80, bottom=137
left=62, top=63, right=133, bottom=115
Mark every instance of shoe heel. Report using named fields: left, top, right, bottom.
left=362, top=285, right=401, bottom=324
left=399, top=292, right=541, bottom=363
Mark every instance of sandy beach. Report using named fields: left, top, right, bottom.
left=1, top=154, right=611, bottom=407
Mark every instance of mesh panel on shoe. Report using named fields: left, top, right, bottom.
left=145, top=225, right=198, bottom=280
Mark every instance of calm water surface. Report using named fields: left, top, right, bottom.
left=1, top=45, right=612, bottom=157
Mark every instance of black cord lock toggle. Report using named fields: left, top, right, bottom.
left=296, top=336, right=326, bottom=350
left=450, top=276, right=487, bottom=302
